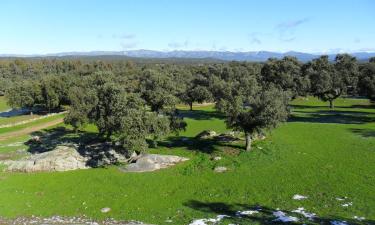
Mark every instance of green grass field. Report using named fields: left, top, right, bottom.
left=0, top=97, right=374, bottom=224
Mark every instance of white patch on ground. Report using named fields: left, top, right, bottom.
left=100, top=207, right=111, bottom=213
left=336, top=196, right=348, bottom=201
left=353, top=216, right=365, bottom=221
left=331, top=220, right=348, bottom=225
left=292, top=207, right=316, bottom=220
left=189, top=215, right=229, bottom=225
left=341, top=202, right=352, bottom=207
left=292, top=194, right=308, bottom=200
left=236, top=210, right=259, bottom=216
left=273, top=211, right=299, bottom=222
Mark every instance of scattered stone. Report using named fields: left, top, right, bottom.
left=292, top=194, right=308, bottom=200
left=212, top=156, right=222, bottom=161
left=120, top=154, right=189, bottom=172
left=253, top=133, right=266, bottom=141
left=236, top=210, right=259, bottom=216
left=195, top=130, right=217, bottom=139
left=189, top=215, right=229, bottom=225
left=273, top=211, right=299, bottom=222
left=1, top=145, right=88, bottom=172
left=353, top=216, right=365, bottom=221
left=335, top=197, right=347, bottom=201
left=214, top=166, right=227, bottom=173
left=101, top=207, right=111, bottom=213
left=292, top=207, right=316, bottom=220
left=30, top=135, right=41, bottom=143
left=341, top=202, right=352, bottom=207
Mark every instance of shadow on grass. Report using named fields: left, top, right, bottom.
left=289, top=110, right=375, bottom=124
left=184, top=200, right=374, bottom=224
left=290, top=103, right=374, bottom=110
left=293, top=110, right=375, bottom=115
left=157, top=135, right=244, bottom=154
left=179, top=109, right=225, bottom=120
left=25, top=126, right=99, bottom=154
left=350, top=128, right=375, bottom=138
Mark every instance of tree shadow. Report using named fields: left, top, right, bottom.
left=184, top=200, right=374, bottom=225
left=179, top=109, right=225, bottom=120
left=350, top=128, right=375, bottom=138
left=290, top=104, right=374, bottom=111
left=289, top=110, right=375, bottom=124
left=339, top=104, right=375, bottom=110
left=293, top=110, right=375, bottom=115
left=157, top=136, right=244, bottom=155
left=25, top=126, right=99, bottom=154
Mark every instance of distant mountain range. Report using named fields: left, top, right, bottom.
left=1, top=50, right=375, bottom=62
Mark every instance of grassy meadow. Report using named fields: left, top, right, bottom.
left=0, top=97, right=374, bottom=224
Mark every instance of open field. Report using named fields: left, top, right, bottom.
left=0, top=97, right=373, bottom=224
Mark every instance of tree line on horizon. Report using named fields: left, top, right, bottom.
left=0, top=54, right=374, bottom=153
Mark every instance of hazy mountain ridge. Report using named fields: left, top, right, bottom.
left=1, top=50, right=375, bottom=62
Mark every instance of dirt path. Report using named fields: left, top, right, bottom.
left=0, top=118, right=64, bottom=141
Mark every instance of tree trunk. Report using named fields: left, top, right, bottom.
left=329, top=99, right=334, bottom=109
left=189, top=102, right=193, bottom=111
left=245, top=132, right=252, bottom=151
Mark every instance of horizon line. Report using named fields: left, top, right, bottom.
left=1, top=49, right=375, bottom=57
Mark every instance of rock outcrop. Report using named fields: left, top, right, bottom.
left=2, top=145, right=88, bottom=172
left=195, top=130, right=217, bottom=139
left=120, top=154, right=189, bottom=172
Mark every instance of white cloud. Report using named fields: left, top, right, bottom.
left=275, top=18, right=310, bottom=42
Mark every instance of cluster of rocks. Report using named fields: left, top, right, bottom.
left=83, top=142, right=129, bottom=167
left=195, top=130, right=241, bottom=142
left=1, top=141, right=189, bottom=173
left=195, top=130, right=266, bottom=142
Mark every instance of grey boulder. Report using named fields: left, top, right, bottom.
left=121, top=154, right=189, bottom=172
left=2, top=145, right=88, bottom=172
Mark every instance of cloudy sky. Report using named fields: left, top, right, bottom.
left=0, top=0, right=374, bottom=54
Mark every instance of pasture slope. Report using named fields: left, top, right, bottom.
left=0, top=97, right=373, bottom=225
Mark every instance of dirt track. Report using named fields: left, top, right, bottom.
left=0, top=118, right=64, bottom=141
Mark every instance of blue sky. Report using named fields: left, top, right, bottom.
left=0, top=0, right=374, bottom=54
